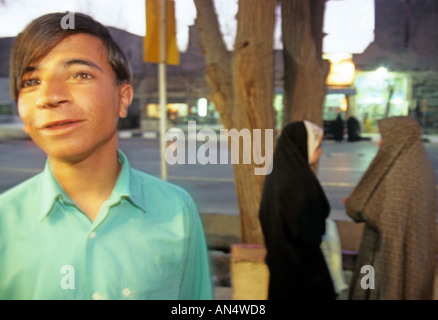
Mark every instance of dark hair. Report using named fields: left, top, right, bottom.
left=9, top=12, right=131, bottom=102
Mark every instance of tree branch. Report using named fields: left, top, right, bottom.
left=194, top=0, right=233, bottom=128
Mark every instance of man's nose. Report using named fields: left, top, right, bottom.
left=36, top=77, right=71, bottom=109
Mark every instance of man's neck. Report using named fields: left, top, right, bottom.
left=48, top=144, right=122, bottom=222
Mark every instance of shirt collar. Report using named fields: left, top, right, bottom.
left=38, top=150, right=146, bottom=221
left=38, top=162, right=68, bottom=221
left=110, top=150, right=146, bottom=213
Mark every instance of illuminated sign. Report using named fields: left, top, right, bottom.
left=326, top=59, right=356, bottom=86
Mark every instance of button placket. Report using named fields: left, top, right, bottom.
left=86, top=229, right=98, bottom=299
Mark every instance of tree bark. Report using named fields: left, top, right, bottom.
left=195, top=0, right=277, bottom=244
left=281, top=0, right=329, bottom=127
left=232, top=0, right=277, bottom=244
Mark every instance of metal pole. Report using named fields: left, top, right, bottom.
left=159, top=0, right=168, bottom=180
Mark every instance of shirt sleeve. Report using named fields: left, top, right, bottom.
left=179, top=195, right=214, bottom=300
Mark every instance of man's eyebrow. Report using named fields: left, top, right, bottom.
left=23, top=65, right=38, bottom=75
left=22, top=59, right=104, bottom=76
left=64, top=59, right=104, bottom=72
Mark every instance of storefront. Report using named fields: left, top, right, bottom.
left=323, top=54, right=356, bottom=137
left=323, top=55, right=412, bottom=134
left=352, top=68, right=411, bottom=132
left=140, top=97, right=221, bottom=132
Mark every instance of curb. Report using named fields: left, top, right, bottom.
left=1, top=126, right=438, bottom=143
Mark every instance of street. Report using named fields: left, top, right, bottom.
left=1, top=136, right=438, bottom=221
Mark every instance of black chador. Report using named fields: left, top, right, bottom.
left=259, top=121, right=336, bottom=300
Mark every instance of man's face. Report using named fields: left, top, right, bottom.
left=310, top=137, right=323, bottom=165
left=17, top=33, right=132, bottom=163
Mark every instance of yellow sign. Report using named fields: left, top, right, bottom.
left=144, top=0, right=180, bottom=65
left=326, top=59, right=355, bottom=86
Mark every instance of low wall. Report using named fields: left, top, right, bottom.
left=200, top=213, right=438, bottom=254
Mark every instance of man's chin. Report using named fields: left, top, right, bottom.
left=42, top=145, right=91, bottom=165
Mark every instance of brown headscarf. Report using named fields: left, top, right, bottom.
left=346, top=116, right=436, bottom=300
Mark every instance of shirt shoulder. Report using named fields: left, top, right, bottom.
left=129, top=168, right=197, bottom=214
left=0, top=173, right=44, bottom=207
left=128, top=168, right=203, bottom=244
left=0, top=173, right=45, bottom=227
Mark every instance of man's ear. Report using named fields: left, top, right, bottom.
left=118, top=83, right=134, bottom=118
left=22, top=125, right=30, bottom=134
left=17, top=103, right=30, bottom=134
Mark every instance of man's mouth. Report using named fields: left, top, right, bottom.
left=43, top=119, right=83, bottom=129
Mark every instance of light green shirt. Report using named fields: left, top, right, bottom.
left=0, top=151, right=213, bottom=300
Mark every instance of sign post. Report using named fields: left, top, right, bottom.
left=144, top=0, right=180, bottom=180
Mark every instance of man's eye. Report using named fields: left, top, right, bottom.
left=75, top=73, right=92, bottom=80
left=21, top=79, right=41, bottom=88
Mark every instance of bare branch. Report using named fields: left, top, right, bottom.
left=193, top=0, right=233, bottom=128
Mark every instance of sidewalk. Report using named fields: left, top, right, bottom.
left=360, top=131, right=438, bottom=143
left=207, top=213, right=438, bottom=300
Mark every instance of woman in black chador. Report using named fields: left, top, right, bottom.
left=259, top=121, right=336, bottom=300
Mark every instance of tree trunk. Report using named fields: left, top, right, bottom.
left=281, top=0, right=329, bottom=127
left=195, top=0, right=328, bottom=245
left=195, top=0, right=277, bottom=244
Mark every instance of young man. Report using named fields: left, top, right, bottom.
left=0, top=12, right=213, bottom=300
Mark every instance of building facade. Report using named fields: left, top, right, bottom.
left=346, top=0, right=438, bottom=133
left=1, top=1, right=437, bottom=135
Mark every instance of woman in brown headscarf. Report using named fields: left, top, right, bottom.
left=346, top=116, right=436, bottom=300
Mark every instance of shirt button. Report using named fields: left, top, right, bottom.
left=92, top=292, right=103, bottom=300
left=89, top=231, right=97, bottom=239
left=122, top=288, right=132, bottom=297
